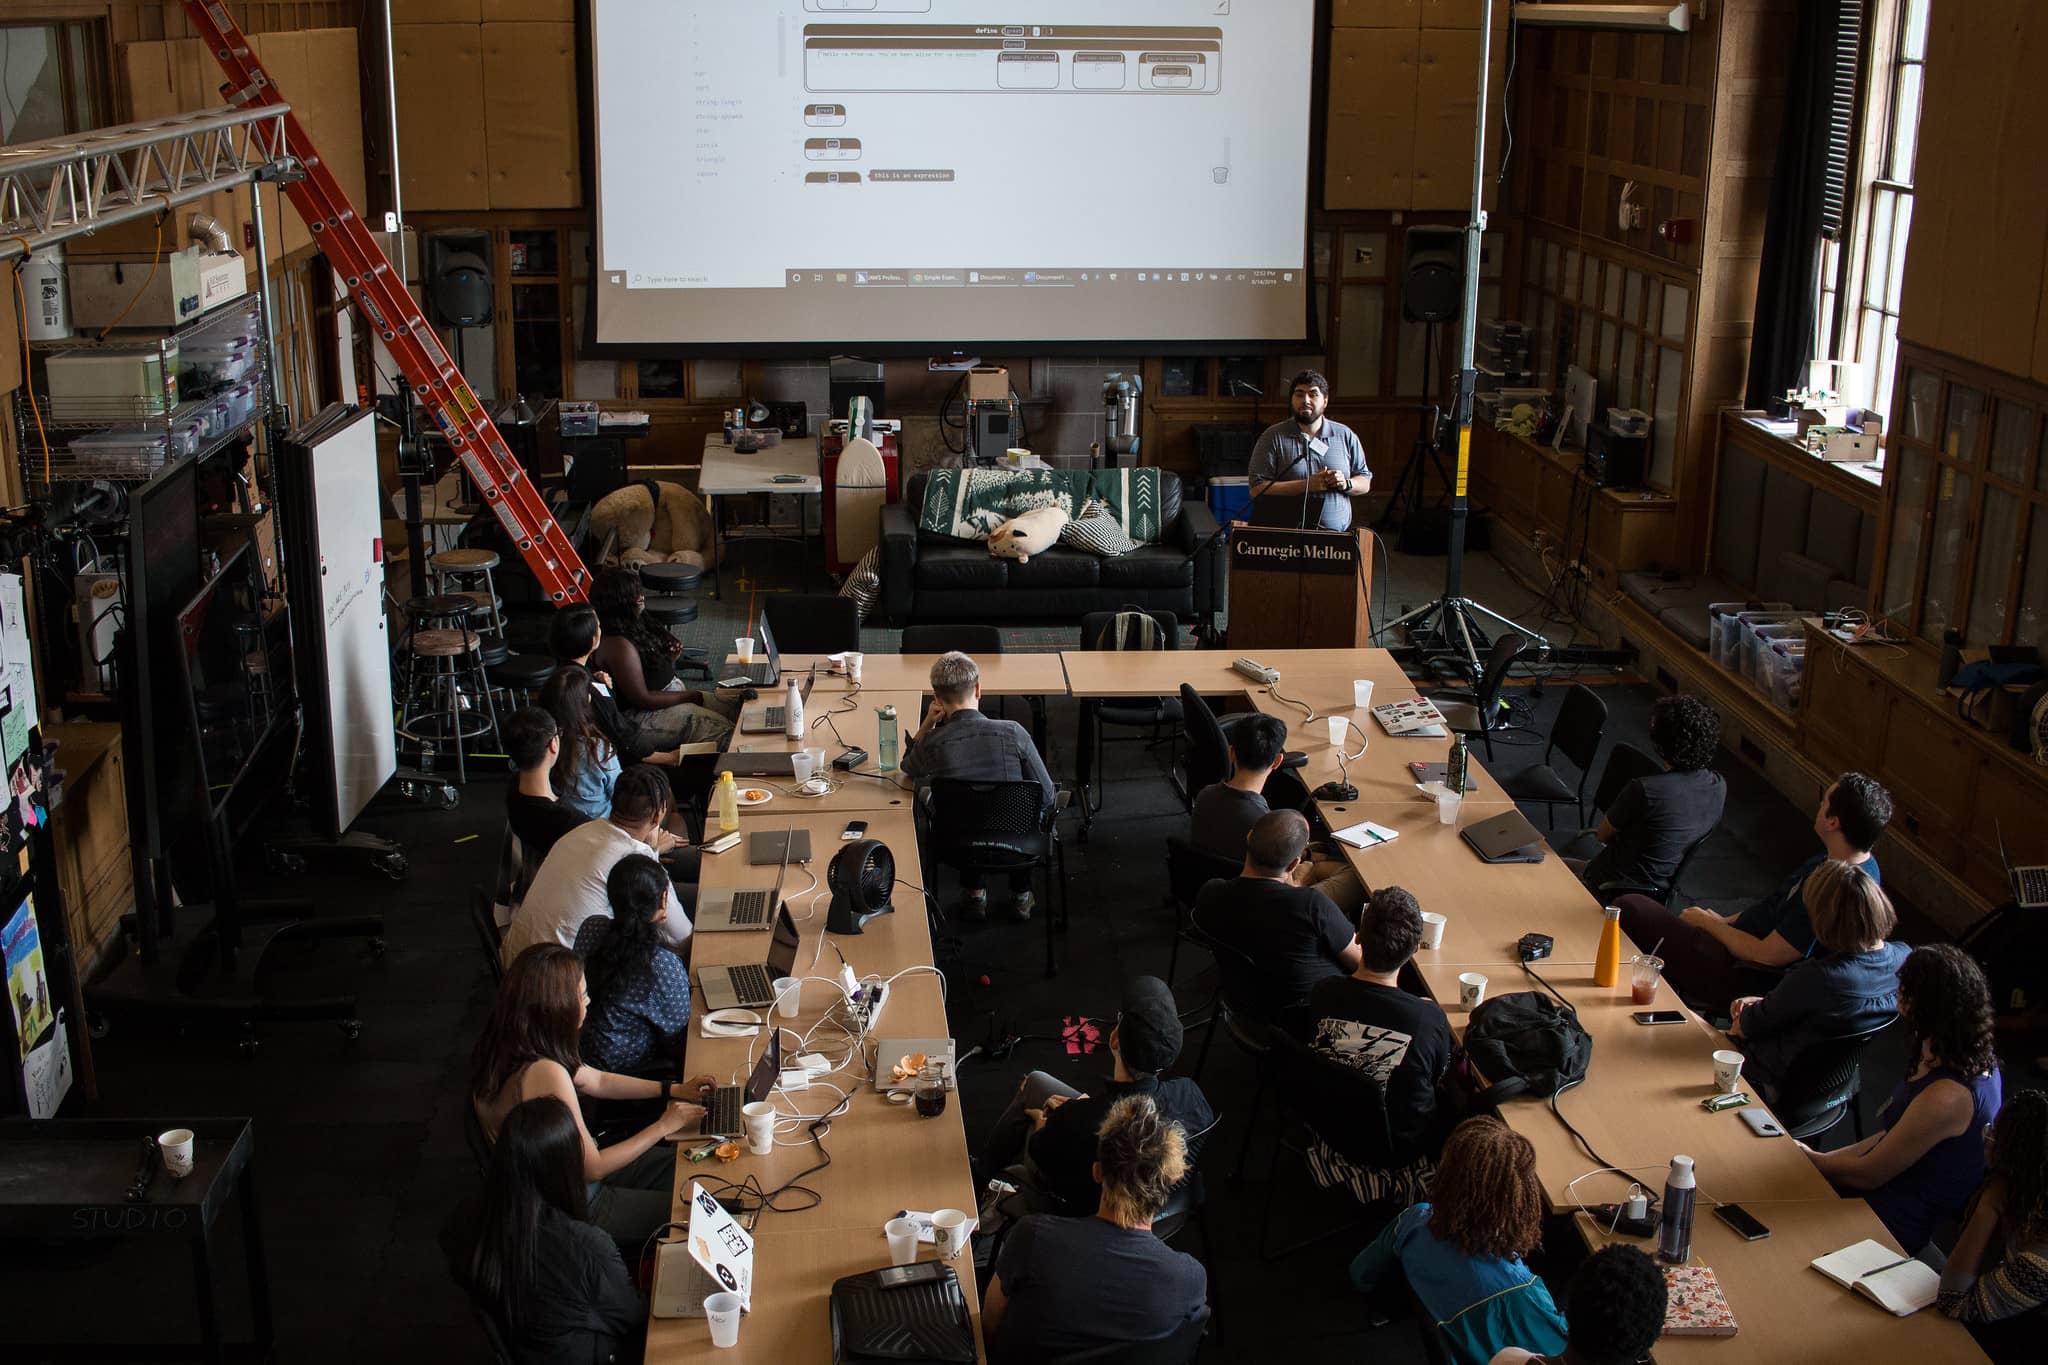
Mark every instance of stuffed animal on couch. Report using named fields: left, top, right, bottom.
left=986, top=505, right=1070, bottom=563
left=588, top=480, right=718, bottom=570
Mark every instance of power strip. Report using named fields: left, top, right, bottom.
left=833, top=980, right=891, bottom=1035
left=1232, top=657, right=1281, bottom=685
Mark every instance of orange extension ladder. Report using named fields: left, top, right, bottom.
left=182, top=1, right=589, bottom=603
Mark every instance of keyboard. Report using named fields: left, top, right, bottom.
left=700, top=1083, right=742, bottom=1137
left=725, top=962, right=773, bottom=1006
left=727, top=889, right=770, bottom=925
left=2014, top=865, right=2048, bottom=909
left=761, top=706, right=786, bottom=728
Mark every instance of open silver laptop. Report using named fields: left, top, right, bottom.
left=695, top=829, right=795, bottom=933
left=740, top=671, right=814, bottom=733
left=697, top=904, right=801, bottom=1011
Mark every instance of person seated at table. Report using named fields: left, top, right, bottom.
left=979, top=975, right=1214, bottom=1218
left=504, top=707, right=589, bottom=862
left=501, top=766, right=691, bottom=966
left=573, top=856, right=691, bottom=1077
left=549, top=606, right=684, bottom=770
left=982, top=1094, right=1208, bottom=1363
left=1351, top=1116, right=1569, bottom=1365
left=1801, top=944, right=2004, bottom=1255
left=1568, top=694, right=1725, bottom=895
left=1726, top=859, right=1906, bottom=1099
left=1941, top=1088, right=2048, bottom=1337
left=1489, top=1243, right=1667, bottom=1365
left=540, top=666, right=622, bottom=821
left=443, top=1095, right=646, bottom=1365
left=1619, top=772, right=1890, bottom=1012
left=901, top=650, right=1057, bottom=922
left=471, top=944, right=711, bottom=1249
left=1193, top=809, right=1360, bottom=1036
left=588, top=568, right=732, bottom=748
left=1310, top=886, right=1456, bottom=1162
left=1188, top=713, right=1357, bottom=912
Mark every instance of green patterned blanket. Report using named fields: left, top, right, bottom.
left=916, top=467, right=1166, bottom=543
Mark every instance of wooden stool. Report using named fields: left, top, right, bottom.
left=429, top=547, right=504, bottom=639
left=398, top=596, right=500, bottom=784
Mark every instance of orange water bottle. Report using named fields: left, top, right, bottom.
left=1594, top=904, right=1623, bottom=987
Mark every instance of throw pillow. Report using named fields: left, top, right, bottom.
left=1059, top=498, right=1139, bottom=557
left=838, top=546, right=882, bottom=621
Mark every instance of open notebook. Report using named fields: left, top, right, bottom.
left=1811, top=1239, right=1941, bottom=1316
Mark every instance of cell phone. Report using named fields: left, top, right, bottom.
left=874, top=1259, right=947, bottom=1290
left=1738, top=1107, right=1786, bottom=1138
left=1631, top=1010, right=1687, bottom=1025
left=1714, top=1203, right=1771, bottom=1240
left=832, top=747, right=868, bottom=770
left=841, top=820, right=868, bottom=840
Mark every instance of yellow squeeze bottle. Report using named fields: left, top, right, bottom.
left=1594, top=904, right=1623, bottom=987
left=717, top=771, right=740, bottom=834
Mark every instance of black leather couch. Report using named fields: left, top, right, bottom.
left=879, top=470, right=1223, bottom=629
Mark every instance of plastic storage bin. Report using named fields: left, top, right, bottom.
left=47, top=343, right=179, bottom=421
left=1709, top=601, right=1792, bottom=670
left=62, top=427, right=172, bottom=479
left=1735, top=611, right=1800, bottom=680
left=179, top=337, right=258, bottom=391
left=1207, top=475, right=1252, bottom=523
left=1750, top=624, right=1803, bottom=691
left=1766, top=642, right=1806, bottom=713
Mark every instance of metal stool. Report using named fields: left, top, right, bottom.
left=487, top=653, right=559, bottom=712
left=398, top=595, right=500, bottom=783
left=429, top=548, right=505, bottom=639
left=637, top=561, right=711, bottom=679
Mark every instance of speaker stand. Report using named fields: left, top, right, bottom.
left=1373, top=324, right=1452, bottom=540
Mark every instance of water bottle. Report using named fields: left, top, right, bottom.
left=716, top=770, right=740, bottom=834
left=784, top=675, right=805, bottom=739
left=877, top=704, right=899, bottom=772
left=1657, top=1155, right=1696, bottom=1263
left=1594, top=904, right=1623, bottom=988
left=1447, top=734, right=1468, bottom=795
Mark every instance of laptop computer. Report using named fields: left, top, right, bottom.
left=699, top=1030, right=781, bottom=1140
left=749, top=828, right=811, bottom=865
left=697, top=904, right=801, bottom=1011
left=721, top=750, right=798, bottom=777
left=739, top=671, right=813, bottom=733
left=1460, top=809, right=1547, bottom=865
left=737, top=614, right=782, bottom=686
left=696, top=830, right=797, bottom=933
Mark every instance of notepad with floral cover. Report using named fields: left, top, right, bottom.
left=1662, top=1264, right=1739, bottom=1335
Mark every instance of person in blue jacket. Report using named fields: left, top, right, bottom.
left=1352, top=1115, right=1569, bottom=1365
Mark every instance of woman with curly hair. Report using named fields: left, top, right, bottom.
left=1803, top=944, right=2004, bottom=1253
left=1940, top=1088, right=2048, bottom=1332
left=1352, top=1116, right=1569, bottom=1365
left=982, top=1094, right=1208, bottom=1363
left=586, top=567, right=733, bottom=749
left=538, top=665, right=620, bottom=820
left=1572, top=693, right=1725, bottom=896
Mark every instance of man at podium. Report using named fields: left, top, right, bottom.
left=1246, top=369, right=1372, bottom=530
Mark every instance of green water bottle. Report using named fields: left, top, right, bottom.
left=877, top=704, right=899, bottom=772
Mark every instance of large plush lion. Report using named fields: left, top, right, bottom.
left=588, top=480, right=718, bottom=571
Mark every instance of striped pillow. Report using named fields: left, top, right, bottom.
left=1059, top=499, right=1139, bottom=557
left=838, top=546, right=882, bottom=621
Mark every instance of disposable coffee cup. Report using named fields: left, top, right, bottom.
left=885, top=1216, right=920, bottom=1267
left=1326, top=716, right=1347, bottom=747
left=804, top=748, right=828, bottom=790
left=790, top=750, right=817, bottom=788
left=845, top=652, right=864, bottom=684
left=157, top=1128, right=195, bottom=1178
left=1419, top=912, right=1447, bottom=950
left=704, top=1290, right=743, bottom=1348
left=772, top=975, right=803, bottom=1020
left=1713, top=1049, right=1745, bottom=1094
left=932, top=1208, right=971, bottom=1259
left=1435, top=788, right=1463, bottom=826
left=1353, top=679, right=1375, bottom=709
left=735, top=636, right=755, bottom=664
left=742, top=1100, right=776, bottom=1156
left=1458, top=972, right=1488, bottom=1008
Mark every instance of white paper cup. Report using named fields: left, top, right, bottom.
left=885, top=1216, right=920, bottom=1267
left=846, top=652, right=864, bottom=684
left=932, top=1207, right=971, bottom=1259
left=1435, top=789, right=1463, bottom=825
left=772, top=975, right=803, bottom=1020
left=157, top=1128, right=194, bottom=1178
left=735, top=636, right=755, bottom=663
left=1713, top=1049, right=1745, bottom=1094
left=1326, top=715, right=1347, bottom=746
left=1419, top=912, right=1447, bottom=949
left=1353, top=679, right=1375, bottom=709
left=791, top=750, right=817, bottom=787
left=704, top=1291, right=743, bottom=1348
left=1458, top=972, right=1488, bottom=1008
left=742, top=1100, right=777, bottom=1155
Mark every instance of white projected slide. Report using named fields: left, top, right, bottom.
left=591, top=0, right=1316, bottom=348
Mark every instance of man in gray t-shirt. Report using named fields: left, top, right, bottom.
left=1246, top=368, right=1372, bottom=531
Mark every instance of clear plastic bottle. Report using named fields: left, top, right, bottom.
left=716, top=770, right=740, bottom=833
left=877, top=704, right=899, bottom=772
left=784, top=675, right=805, bottom=739
left=1657, top=1155, right=1697, bottom=1264
left=1594, top=904, right=1624, bottom=987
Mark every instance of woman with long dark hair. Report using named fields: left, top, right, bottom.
left=588, top=568, right=732, bottom=749
left=1941, top=1088, right=2048, bottom=1333
left=575, top=855, right=691, bottom=1075
left=1803, top=944, right=2004, bottom=1253
left=539, top=665, right=621, bottom=820
left=448, top=1096, right=644, bottom=1364
left=472, top=944, right=711, bottom=1246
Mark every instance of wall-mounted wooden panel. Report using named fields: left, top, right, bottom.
left=1411, top=20, right=1507, bottom=211
left=1334, top=0, right=1421, bottom=25
left=484, top=22, right=582, bottom=208
left=484, top=0, right=575, bottom=17
left=396, top=24, right=490, bottom=211
left=1325, top=29, right=1419, bottom=210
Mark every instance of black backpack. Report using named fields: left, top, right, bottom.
left=1464, top=991, right=1594, bottom=1103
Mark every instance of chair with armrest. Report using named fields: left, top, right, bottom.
left=1589, top=740, right=1662, bottom=820
left=916, top=778, right=1069, bottom=975
left=1596, top=822, right=1718, bottom=907
left=1178, top=684, right=1308, bottom=812
left=1164, top=835, right=1243, bottom=988
left=1427, top=632, right=1529, bottom=759
left=1498, top=682, right=1609, bottom=827
left=1259, top=1028, right=1412, bottom=1260
left=1768, top=1016, right=1895, bottom=1140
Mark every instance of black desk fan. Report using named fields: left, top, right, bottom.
left=828, top=839, right=895, bottom=934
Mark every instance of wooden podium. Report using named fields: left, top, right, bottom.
left=1225, top=525, right=1374, bottom=649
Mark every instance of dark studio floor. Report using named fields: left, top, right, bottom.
left=8, top=540, right=2039, bottom=1364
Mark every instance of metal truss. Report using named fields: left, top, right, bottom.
left=0, top=104, right=292, bottom=259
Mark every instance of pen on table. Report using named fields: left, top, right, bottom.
left=1855, top=1256, right=1918, bottom=1282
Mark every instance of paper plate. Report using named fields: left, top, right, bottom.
left=736, top=788, right=774, bottom=806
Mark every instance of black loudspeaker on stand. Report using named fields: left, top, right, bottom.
left=1377, top=227, right=1469, bottom=549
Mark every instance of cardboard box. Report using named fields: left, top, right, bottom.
left=396, top=25, right=490, bottom=210
left=484, top=0, right=575, bottom=18
left=965, top=366, right=1010, bottom=402
left=1333, top=0, right=1420, bottom=25
left=1325, top=29, right=1418, bottom=209
left=484, top=22, right=582, bottom=207
left=406, top=0, right=482, bottom=19
left=67, top=248, right=246, bottom=330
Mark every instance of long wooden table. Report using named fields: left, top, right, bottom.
left=775, top=652, right=1070, bottom=697
left=719, top=689, right=923, bottom=815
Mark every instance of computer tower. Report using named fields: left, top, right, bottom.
left=1583, top=420, right=1647, bottom=490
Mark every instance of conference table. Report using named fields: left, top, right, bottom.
left=701, top=435, right=823, bottom=598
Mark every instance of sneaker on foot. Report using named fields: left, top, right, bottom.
left=1004, top=891, right=1035, bottom=922
left=957, top=889, right=989, bottom=922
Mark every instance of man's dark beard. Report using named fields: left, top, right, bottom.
left=1293, top=407, right=1318, bottom=428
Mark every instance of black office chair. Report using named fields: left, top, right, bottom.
left=1152, top=1114, right=1225, bottom=1340
left=1046, top=1307, right=1211, bottom=1365
left=1184, top=910, right=1287, bottom=1180
left=1427, top=632, right=1529, bottom=759
left=1164, top=835, right=1241, bottom=987
left=900, top=623, right=1003, bottom=655
left=1597, top=822, right=1719, bottom=907
left=1259, top=1028, right=1413, bottom=1260
left=1177, top=684, right=1309, bottom=811
left=763, top=593, right=862, bottom=653
left=1589, top=741, right=1662, bottom=821
left=916, top=778, right=1069, bottom=976
left=1498, top=683, right=1609, bottom=827
left=1769, top=1017, right=1896, bottom=1140
left=1076, top=609, right=1183, bottom=836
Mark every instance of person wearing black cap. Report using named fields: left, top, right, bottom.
left=978, top=976, right=1214, bottom=1218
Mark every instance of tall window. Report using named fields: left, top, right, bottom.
left=0, top=22, right=108, bottom=146
left=1816, top=0, right=1928, bottom=418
